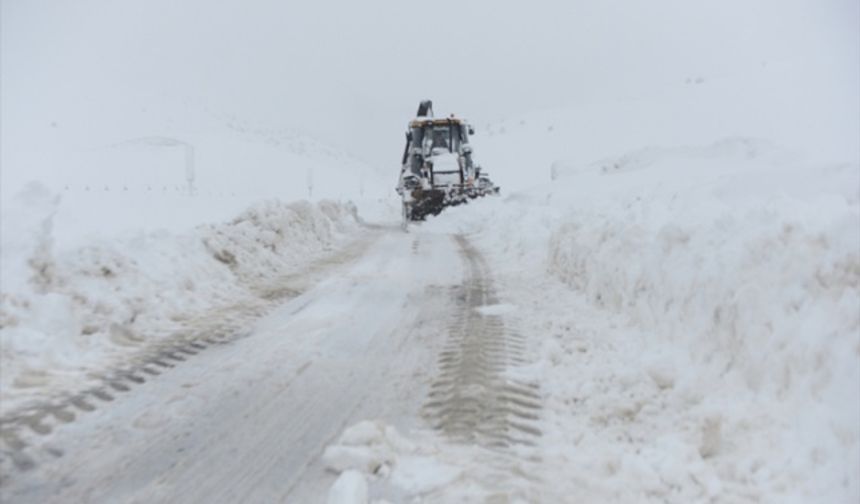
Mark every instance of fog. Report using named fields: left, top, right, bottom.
left=2, top=0, right=858, bottom=169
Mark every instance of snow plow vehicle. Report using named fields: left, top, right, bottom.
left=396, top=100, right=498, bottom=224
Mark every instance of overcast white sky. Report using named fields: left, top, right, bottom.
left=2, top=0, right=858, bottom=167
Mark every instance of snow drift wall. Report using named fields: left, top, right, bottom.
left=546, top=141, right=859, bottom=397
left=542, top=140, right=860, bottom=499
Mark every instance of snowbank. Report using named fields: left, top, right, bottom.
left=546, top=139, right=859, bottom=397
left=0, top=188, right=360, bottom=411
left=420, top=137, right=860, bottom=502
left=323, top=420, right=522, bottom=503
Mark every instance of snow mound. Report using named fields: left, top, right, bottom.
left=324, top=420, right=544, bottom=502
left=327, top=470, right=369, bottom=504
left=323, top=420, right=423, bottom=477
left=200, top=199, right=357, bottom=290
left=544, top=140, right=859, bottom=401
left=0, top=191, right=360, bottom=411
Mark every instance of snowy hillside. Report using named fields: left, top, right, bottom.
left=467, top=57, right=857, bottom=195
left=0, top=97, right=390, bottom=250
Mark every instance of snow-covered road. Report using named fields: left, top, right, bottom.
left=1, top=141, right=857, bottom=503
left=2, top=227, right=517, bottom=503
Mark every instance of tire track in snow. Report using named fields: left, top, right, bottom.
left=0, top=232, right=378, bottom=482
left=423, top=235, right=542, bottom=448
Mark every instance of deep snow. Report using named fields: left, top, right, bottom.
left=0, top=195, right=363, bottom=412
left=320, top=138, right=859, bottom=503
